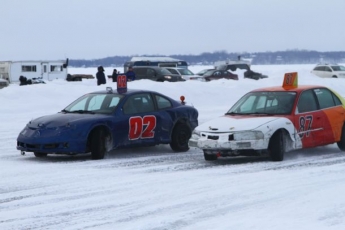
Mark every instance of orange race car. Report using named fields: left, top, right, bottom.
left=189, top=72, right=345, bottom=161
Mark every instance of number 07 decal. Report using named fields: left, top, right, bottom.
left=129, top=115, right=156, bottom=140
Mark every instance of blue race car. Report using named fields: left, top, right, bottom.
left=17, top=87, right=198, bottom=159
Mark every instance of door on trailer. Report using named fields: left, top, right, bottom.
left=41, top=63, right=48, bottom=80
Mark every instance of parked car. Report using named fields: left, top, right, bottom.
left=132, top=66, right=185, bottom=82
left=17, top=87, right=198, bottom=160
left=201, top=69, right=238, bottom=81
left=0, top=78, right=9, bottom=89
left=165, top=67, right=206, bottom=81
left=311, top=63, right=345, bottom=78
left=66, top=74, right=95, bottom=81
left=244, top=69, right=269, bottom=80
left=189, top=72, right=345, bottom=161
left=216, top=62, right=268, bottom=80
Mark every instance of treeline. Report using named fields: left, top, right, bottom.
left=69, top=50, right=345, bottom=67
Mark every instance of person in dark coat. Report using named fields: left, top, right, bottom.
left=111, top=69, right=118, bottom=82
left=96, top=66, right=106, bottom=85
left=126, top=67, right=136, bottom=81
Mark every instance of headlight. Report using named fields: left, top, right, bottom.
left=192, top=129, right=201, bottom=137
left=164, top=75, right=172, bottom=79
left=233, top=131, right=264, bottom=140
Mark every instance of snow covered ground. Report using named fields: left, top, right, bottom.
left=1, top=64, right=345, bottom=229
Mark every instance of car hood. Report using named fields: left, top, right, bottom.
left=196, top=115, right=280, bottom=132
left=27, top=113, right=108, bottom=129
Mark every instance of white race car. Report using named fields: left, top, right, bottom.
left=189, top=72, right=345, bottom=161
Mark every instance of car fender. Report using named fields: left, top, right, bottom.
left=255, top=117, right=302, bottom=150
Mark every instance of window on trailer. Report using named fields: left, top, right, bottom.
left=21, top=65, right=37, bottom=72
left=50, top=65, right=63, bottom=72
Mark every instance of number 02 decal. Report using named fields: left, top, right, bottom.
left=129, top=115, right=156, bottom=140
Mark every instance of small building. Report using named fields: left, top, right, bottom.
left=0, top=59, right=68, bottom=83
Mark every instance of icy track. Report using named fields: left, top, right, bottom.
left=1, top=64, right=345, bottom=229
left=1, top=146, right=345, bottom=229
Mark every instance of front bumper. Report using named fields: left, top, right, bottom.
left=16, top=128, right=88, bottom=154
left=188, top=131, right=269, bottom=151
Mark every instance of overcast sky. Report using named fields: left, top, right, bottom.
left=2, top=0, right=345, bottom=60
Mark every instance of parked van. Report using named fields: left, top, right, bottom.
left=132, top=66, right=185, bottom=82
left=124, top=57, right=188, bottom=72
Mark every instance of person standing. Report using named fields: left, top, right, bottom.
left=96, top=66, right=106, bottom=86
left=111, top=69, right=118, bottom=82
left=126, top=67, right=136, bottom=81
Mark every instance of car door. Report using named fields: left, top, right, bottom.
left=212, top=71, right=222, bottom=80
left=294, top=89, right=326, bottom=148
left=323, top=66, right=332, bottom=78
left=115, top=93, right=166, bottom=147
left=133, top=68, right=145, bottom=80
left=313, top=88, right=345, bottom=144
left=146, top=68, right=157, bottom=81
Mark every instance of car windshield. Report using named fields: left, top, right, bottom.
left=63, top=93, right=124, bottom=114
left=331, top=65, right=345, bottom=71
left=160, top=68, right=173, bottom=74
left=196, top=69, right=214, bottom=75
left=226, top=91, right=297, bottom=115
left=177, top=69, right=194, bottom=75
left=203, top=70, right=215, bottom=77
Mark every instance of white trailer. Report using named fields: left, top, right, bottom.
left=0, top=59, right=68, bottom=83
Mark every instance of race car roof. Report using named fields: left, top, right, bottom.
left=90, top=88, right=154, bottom=95
left=251, top=85, right=325, bottom=93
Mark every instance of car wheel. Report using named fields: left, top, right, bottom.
left=203, top=151, right=217, bottom=161
left=268, top=130, right=285, bottom=161
left=337, top=124, right=345, bottom=151
left=90, top=129, right=107, bottom=160
left=332, top=75, right=338, bottom=78
left=170, top=123, right=191, bottom=152
left=34, top=152, right=47, bottom=157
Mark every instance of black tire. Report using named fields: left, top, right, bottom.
left=90, top=129, right=107, bottom=160
left=332, top=75, right=338, bottom=78
left=268, top=130, right=285, bottom=161
left=34, top=152, right=47, bottom=157
left=170, top=123, right=191, bottom=152
left=337, top=125, right=345, bottom=151
left=203, top=151, right=217, bottom=161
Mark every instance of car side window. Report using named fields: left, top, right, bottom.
left=297, top=90, right=318, bottom=113
left=314, top=88, right=342, bottom=109
left=214, top=71, right=221, bottom=76
left=155, top=95, right=172, bottom=109
left=324, top=66, right=332, bottom=72
left=147, top=69, right=155, bottom=78
left=135, top=68, right=145, bottom=75
left=123, top=93, right=155, bottom=114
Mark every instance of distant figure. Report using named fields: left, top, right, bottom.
left=126, top=67, right=136, bottom=81
left=111, top=69, right=118, bottom=82
left=96, top=66, right=106, bottom=86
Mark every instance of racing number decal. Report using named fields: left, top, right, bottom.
left=298, top=115, right=313, bottom=138
left=285, top=73, right=293, bottom=85
left=117, top=75, right=127, bottom=88
left=129, top=115, right=156, bottom=140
